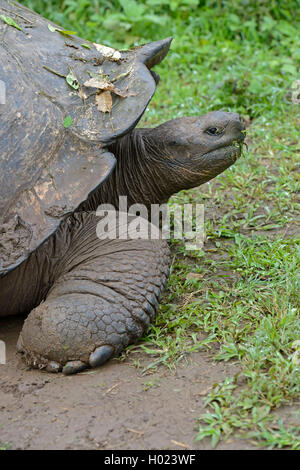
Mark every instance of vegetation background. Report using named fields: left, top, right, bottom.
left=17, top=0, right=300, bottom=449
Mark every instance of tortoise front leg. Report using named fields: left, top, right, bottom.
left=17, top=212, right=170, bottom=374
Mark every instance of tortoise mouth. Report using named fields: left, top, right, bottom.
left=201, top=143, right=243, bottom=164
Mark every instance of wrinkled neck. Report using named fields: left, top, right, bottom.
left=86, top=128, right=202, bottom=211
left=98, top=129, right=173, bottom=209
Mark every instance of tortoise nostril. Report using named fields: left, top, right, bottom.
left=228, top=118, right=246, bottom=142
left=235, top=116, right=246, bottom=133
left=239, top=116, right=246, bottom=128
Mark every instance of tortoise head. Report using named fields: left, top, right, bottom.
left=145, top=111, right=246, bottom=192
left=105, top=111, right=246, bottom=208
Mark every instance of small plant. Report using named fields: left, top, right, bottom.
left=0, top=442, right=10, bottom=450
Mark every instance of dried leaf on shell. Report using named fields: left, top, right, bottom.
left=78, top=88, right=87, bottom=100
left=95, top=91, right=112, bottom=113
left=83, top=77, right=111, bottom=90
left=83, top=77, right=135, bottom=98
left=93, top=43, right=121, bottom=61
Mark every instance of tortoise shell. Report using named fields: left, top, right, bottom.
left=0, top=0, right=171, bottom=275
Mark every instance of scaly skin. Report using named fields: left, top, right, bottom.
left=17, top=212, right=170, bottom=374
left=15, top=111, right=245, bottom=374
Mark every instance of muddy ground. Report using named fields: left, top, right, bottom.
left=0, top=315, right=260, bottom=451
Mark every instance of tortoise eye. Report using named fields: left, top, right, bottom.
left=205, top=127, right=223, bottom=136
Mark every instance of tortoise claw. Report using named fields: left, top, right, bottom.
left=89, top=345, right=114, bottom=368
left=62, top=361, right=87, bottom=375
left=46, top=361, right=62, bottom=373
left=62, top=346, right=114, bottom=375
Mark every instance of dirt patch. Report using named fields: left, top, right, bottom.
left=0, top=215, right=32, bottom=272
left=0, top=315, right=257, bottom=450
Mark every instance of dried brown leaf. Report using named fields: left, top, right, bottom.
left=186, top=272, right=204, bottom=281
left=93, top=43, right=121, bottom=60
left=78, top=88, right=87, bottom=100
left=84, top=77, right=112, bottom=90
left=95, top=91, right=112, bottom=113
left=84, top=77, right=135, bottom=98
left=113, top=87, right=137, bottom=98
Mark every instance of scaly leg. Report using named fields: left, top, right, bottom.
left=17, top=212, right=170, bottom=374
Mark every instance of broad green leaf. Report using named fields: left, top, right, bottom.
left=277, top=21, right=297, bottom=37
left=66, top=69, right=79, bottom=90
left=119, top=0, right=145, bottom=19
left=63, top=115, right=73, bottom=128
left=48, top=23, right=76, bottom=36
left=0, top=14, right=22, bottom=30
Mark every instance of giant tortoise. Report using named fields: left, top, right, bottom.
left=0, top=0, right=245, bottom=374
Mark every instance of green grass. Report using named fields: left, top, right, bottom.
left=18, top=0, right=300, bottom=449
left=0, top=441, right=10, bottom=450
